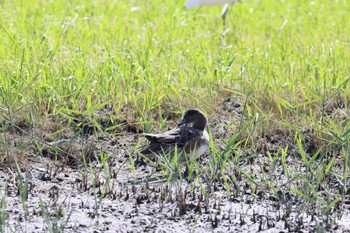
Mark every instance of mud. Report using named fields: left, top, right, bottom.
left=1, top=101, right=350, bottom=232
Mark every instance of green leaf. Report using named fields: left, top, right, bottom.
left=323, top=197, right=341, bottom=215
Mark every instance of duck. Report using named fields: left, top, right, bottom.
left=140, top=109, right=210, bottom=161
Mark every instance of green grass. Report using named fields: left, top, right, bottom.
left=1, top=0, right=350, bottom=231
left=1, top=0, right=348, bottom=120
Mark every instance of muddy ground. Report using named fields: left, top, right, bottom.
left=1, top=100, right=350, bottom=232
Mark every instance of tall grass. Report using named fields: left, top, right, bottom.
left=1, top=0, right=349, bottom=123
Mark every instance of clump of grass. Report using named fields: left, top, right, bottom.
left=39, top=199, right=72, bottom=233
left=14, top=160, right=30, bottom=221
left=0, top=180, right=7, bottom=232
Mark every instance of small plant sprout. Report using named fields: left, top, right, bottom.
left=185, top=0, right=240, bottom=26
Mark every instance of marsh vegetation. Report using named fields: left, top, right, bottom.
left=0, top=0, right=349, bottom=232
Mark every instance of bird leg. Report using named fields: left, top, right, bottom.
left=221, top=4, right=229, bottom=27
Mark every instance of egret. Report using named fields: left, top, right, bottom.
left=185, top=0, right=239, bottom=26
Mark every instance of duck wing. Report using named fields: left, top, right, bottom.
left=143, top=127, right=182, bottom=144
left=140, top=127, right=199, bottom=155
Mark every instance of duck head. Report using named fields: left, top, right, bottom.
left=178, top=109, right=208, bottom=130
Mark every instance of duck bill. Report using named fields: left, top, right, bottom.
left=178, top=118, right=187, bottom=126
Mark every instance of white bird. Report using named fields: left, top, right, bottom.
left=185, top=0, right=239, bottom=26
